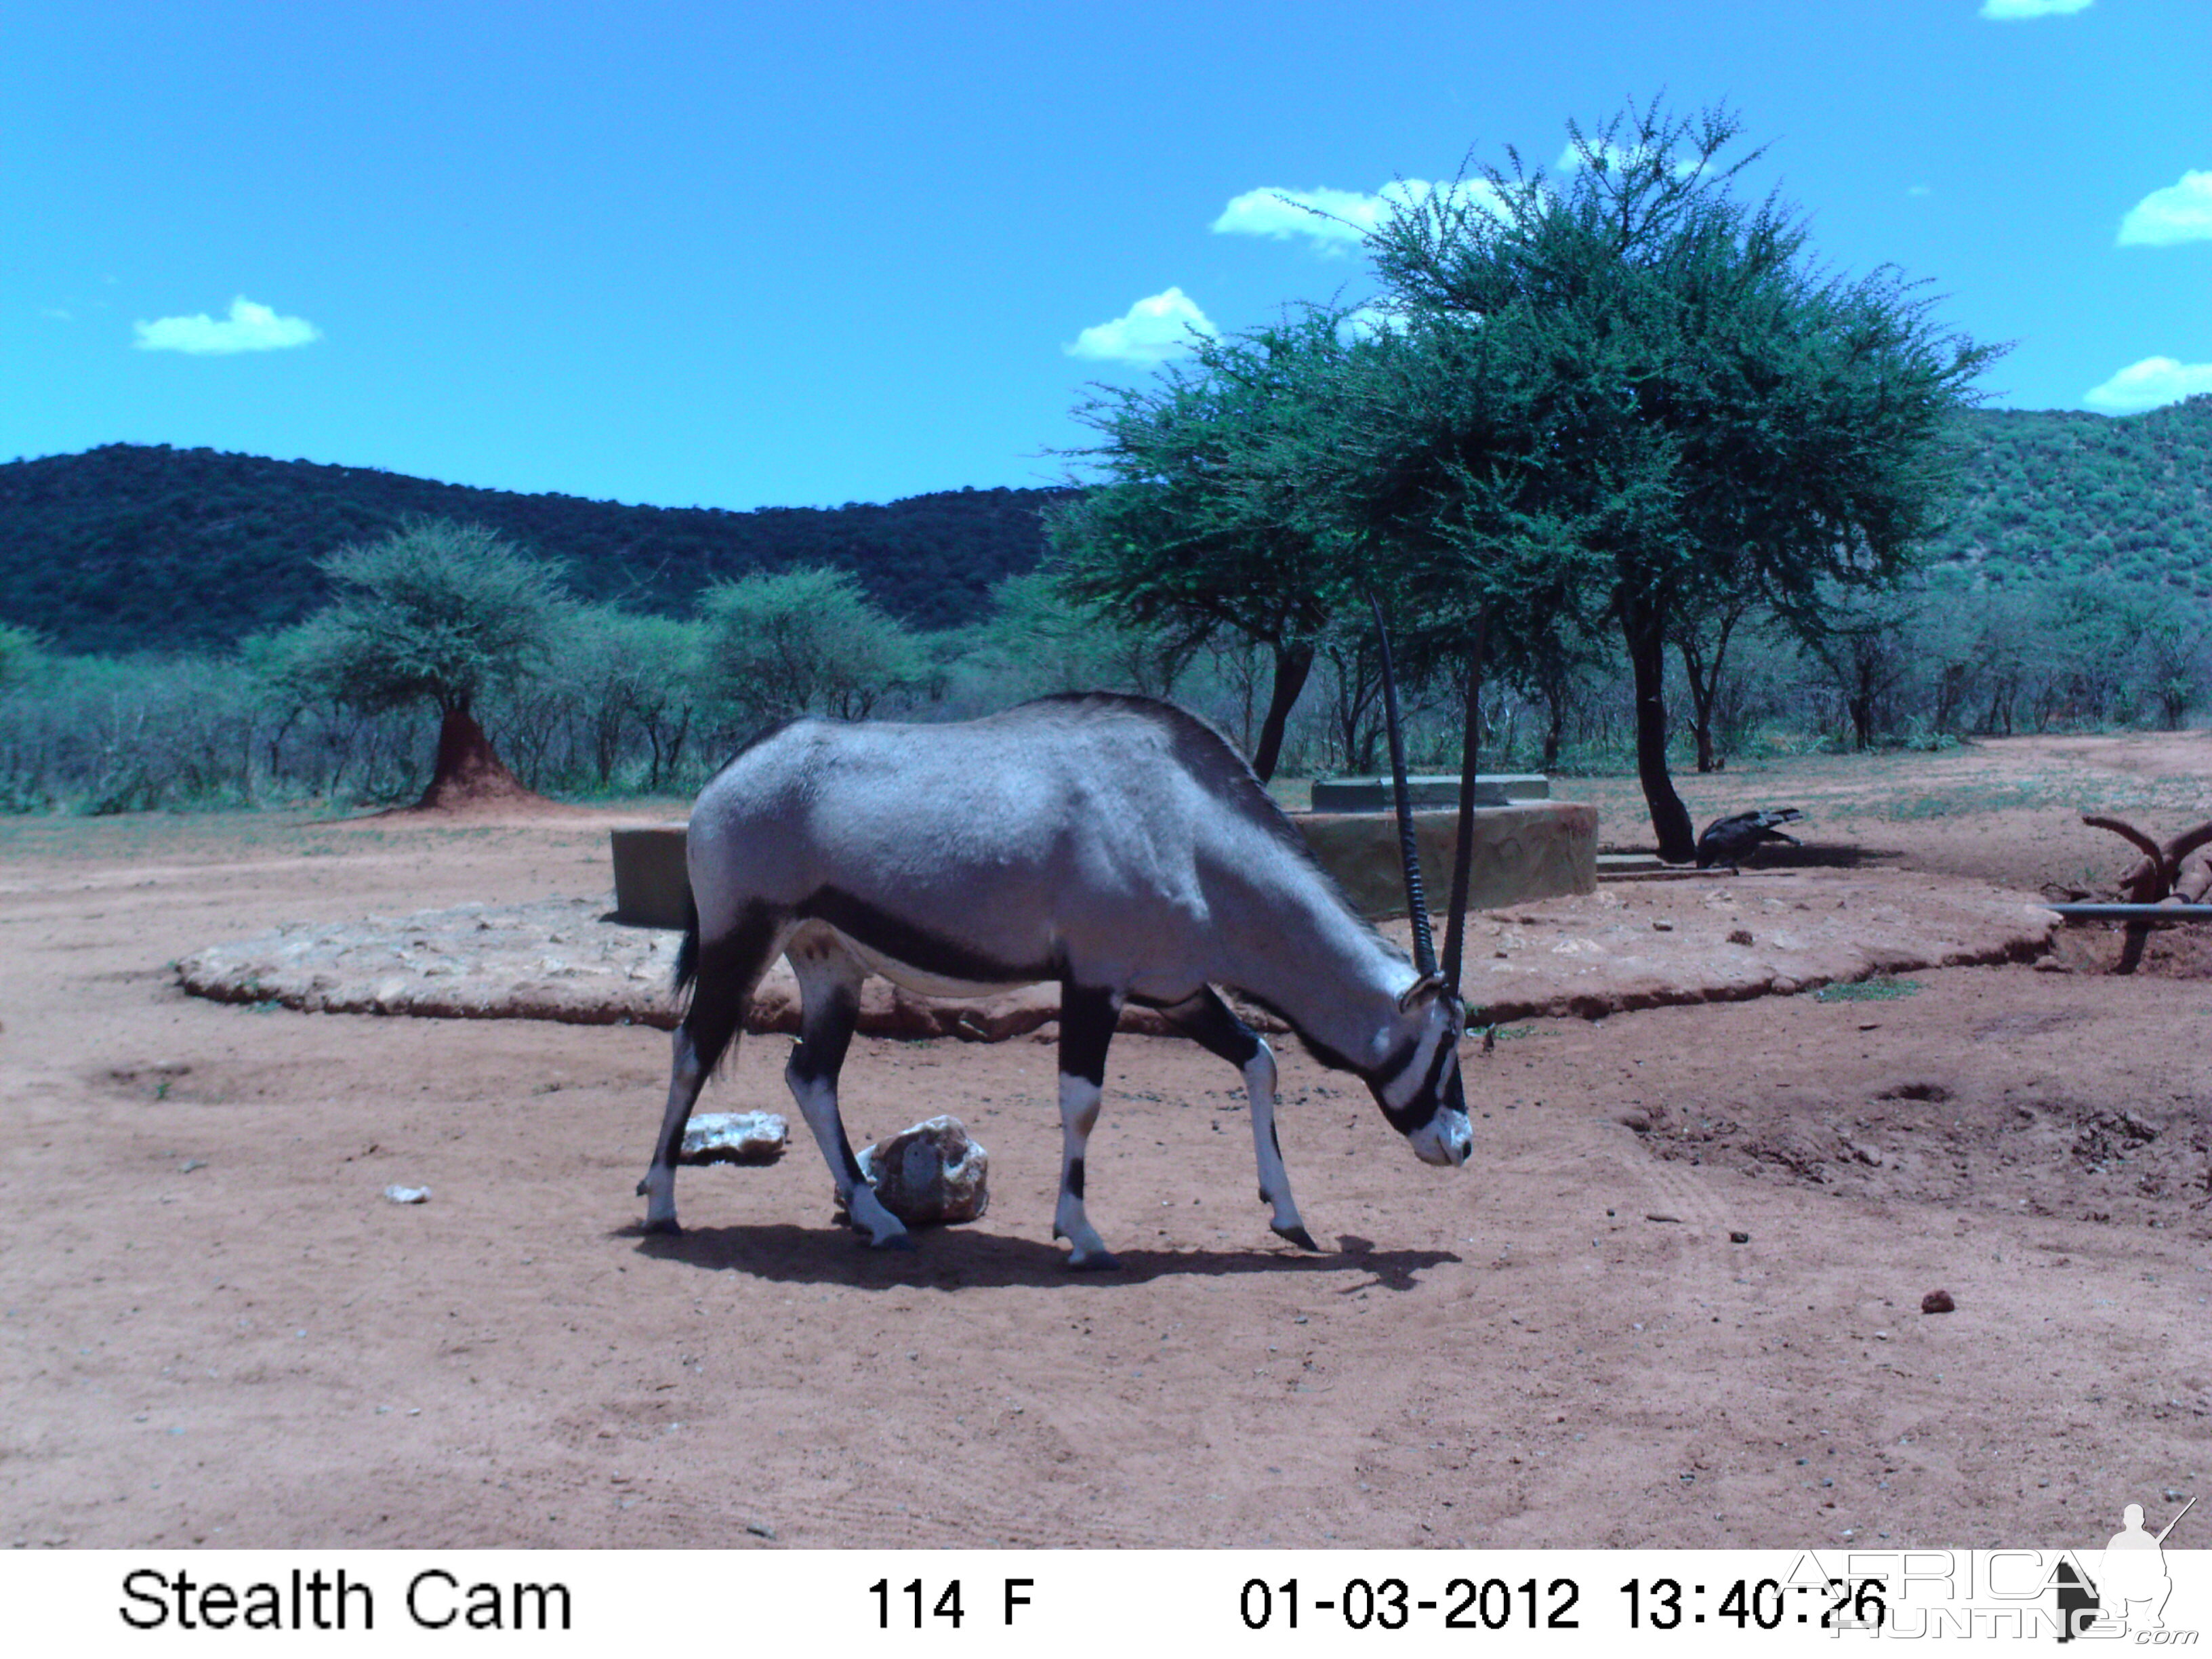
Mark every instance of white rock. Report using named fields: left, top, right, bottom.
left=678, top=1111, right=787, bottom=1166
left=383, top=1185, right=431, bottom=1204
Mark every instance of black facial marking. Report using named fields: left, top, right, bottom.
left=1066, top=1157, right=1086, bottom=1200
left=798, top=885, right=1056, bottom=985
left=1377, top=1029, right=1458, bottom=1134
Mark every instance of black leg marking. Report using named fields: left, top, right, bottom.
left=793, top=981, right=869, bottom=1189
left=1158, top=985, right=1263, bottom=1067
left=1059, top=983, right=1119, bottom=1086
left=1055, top=981, right=1122, bottom=1270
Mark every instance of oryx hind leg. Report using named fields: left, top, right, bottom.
left=641, top=904, right=785, bottom=1235
left=1159, top=987, right=1315, bottom=1252
left=1054, top=983, right=1124, bottom=1271
left=783, top=925, right=909, bottom=1250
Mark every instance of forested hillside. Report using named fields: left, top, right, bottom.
left=3, top=396, right=2207, bottom=658
left=0, top=444, right=1069, bottom=653
left=1925, top=396, right=2212, bottom=594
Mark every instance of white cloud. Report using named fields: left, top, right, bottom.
left=1908, top=184, right=1933, bottom=198
left=1554, top=141, right=1707, bottom=180
left=132, top=295, right=321, bottom=354
left=1211, top=178, right=1508, bottom=254
left=2118, top=170, right=2212, bottom=247
left=1340, top=302, right=1408, bottom=342
left=1063, top=287, right=1217, bottom=364
left=2083, top=356, right=2212, bottom=413
left=1980, top=0, right=2091, bottom=16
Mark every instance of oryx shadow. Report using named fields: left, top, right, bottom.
left=619, top=1221, right=1457, bottom=1292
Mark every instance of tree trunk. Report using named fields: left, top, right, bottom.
left=415, top=704, right=540, bottom=810
left=1623, top=597, right=1696, bottom=862
left=1250, top=640, right=1314, bottom=783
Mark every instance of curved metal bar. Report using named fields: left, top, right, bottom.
left=2046, top=903, right=2212, bottom=921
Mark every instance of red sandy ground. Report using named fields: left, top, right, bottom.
left=1, top=733, right=2207, bottom=1550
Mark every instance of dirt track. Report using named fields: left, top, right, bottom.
left=2, top=735, right=2208, bottom=1550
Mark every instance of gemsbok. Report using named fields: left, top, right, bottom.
left=640, top=680, right=1477, bottom=1267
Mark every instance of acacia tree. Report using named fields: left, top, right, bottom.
left=1048, top=308, right=1374, bottom=781
left=697, top=566, right=928, bottom=725
left=1364, top=100, right=2000, bottom=859
left=269, top=518, right=570, bottom=808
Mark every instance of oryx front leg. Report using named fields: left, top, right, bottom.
left=1244, top=1040, right=1316, bottom=1251
left=1160, top=987, right=1316, bottom=1252
left=1054, top=984, right=1122, bottom=1271
left=784, top=928, right=909, bottom=1250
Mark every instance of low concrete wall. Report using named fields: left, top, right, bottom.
left=1292, top=802, right=1597, bottom=918
left=611, top=801, right=1599, bottom=930
left=1310, top=773, right=1549, bottom=811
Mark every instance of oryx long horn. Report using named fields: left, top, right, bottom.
left=1439, top=605, right=1488, bottom=1002
left=1367, top=589, right=1436, bottom=978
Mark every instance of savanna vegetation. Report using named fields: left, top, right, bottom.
left=2, top=100, right=2208, bottom=824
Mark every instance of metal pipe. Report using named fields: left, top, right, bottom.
left=2046, top=903, right=2212, bottom=922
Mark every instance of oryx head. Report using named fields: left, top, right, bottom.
left=1372, top=971, right=1473, bottom=1168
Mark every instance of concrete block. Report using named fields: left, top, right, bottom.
left=609, top=825, right=691, bottom=928
left=1290, top=802, right=1599, bottom=918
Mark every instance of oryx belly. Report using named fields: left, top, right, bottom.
left=821, top=926, right=1024, bottom=1000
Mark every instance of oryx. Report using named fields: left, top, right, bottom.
left=638, top=691, right=1476, bottom=1267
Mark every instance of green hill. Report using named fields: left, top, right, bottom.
left=1925, top=394, right=2212, bottom=596
left=5, top=397, right=2207, bottom=658
left=0, top=444, right=1069, bottom=654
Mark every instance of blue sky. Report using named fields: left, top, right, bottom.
left=7, top=1, right=2207, bottom=512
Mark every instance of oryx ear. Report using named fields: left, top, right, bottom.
left=1397, top=972, right=1447, bottom=1015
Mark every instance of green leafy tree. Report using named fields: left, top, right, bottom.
left=1049, top=308, right=1374, bottom=781
left=697, top=566, right=928, bottom=724
left=1362, top=100, right=2001, bottom=858
left=0, top=623, right=42, bottom=693
left=266, top=517, right=571, bottom=807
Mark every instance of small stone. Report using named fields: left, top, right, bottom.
left=1645, top=1212, right=1683, bottom=1224
left=1727, top=928, right=1754, bottom=946
left=1616, top=1109, right=1651, bottom=1132
left=2033, top=959, right=2071, bottom=975
left=1921, top=1288, right=1956, bottom=1315
left=678, top=1111, right=787, bottom=1166
left=180, top=1159, right=207, bottom=1174
left=382, top=1185, right=430, bottom=1204
left=857, top=1115, right=989, bottom=1225
left=745, top=1521, right=777, bottom=1540
left=1729, top=1230, right=1750, bottom=1244
left=1651, top=919, right=1675, bottom=932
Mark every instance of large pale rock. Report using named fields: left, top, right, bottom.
left=857, top=1115, right=989, bottom=1226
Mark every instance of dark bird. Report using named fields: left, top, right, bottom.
left=1696, top=808, right=1804, bottom=869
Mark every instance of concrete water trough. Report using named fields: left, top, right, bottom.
left=609, top=785, right=1598, bottom=929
